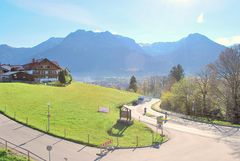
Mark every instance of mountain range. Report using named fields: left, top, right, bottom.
left=0, top=30, right=226, bottom=76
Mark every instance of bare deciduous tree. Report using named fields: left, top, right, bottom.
left=196, top=66, right=218, bottom=115
left=196, top=67, right=211, bottom=115
left=210, top=45, right=240, bottom=123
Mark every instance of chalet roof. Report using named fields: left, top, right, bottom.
left=0, top=71, right=22, bottom=76
left=0, top=65, right=11, bottom=71
left=10, top=65, right=24, bottom=71
left=51, top=61, right=61, bottom=68
left=0, top=66, right=8, bottom=71
left=121, top=105, right=131, bottom=111
left=23, top=58, right=62, bottom=70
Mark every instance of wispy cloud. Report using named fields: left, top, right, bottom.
left=216, top=35, right=240, bottom=46
left=197, top=13, right=204, bottom=23
left=8, top=0, right=98, bottom=28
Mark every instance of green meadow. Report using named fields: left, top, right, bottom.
left=0, top=82, right=161, bottom=147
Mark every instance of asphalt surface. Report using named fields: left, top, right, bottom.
left=0, top=99, right=239, bottom=161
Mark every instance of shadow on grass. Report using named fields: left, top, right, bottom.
left=107, top=121, right=133, bottom=137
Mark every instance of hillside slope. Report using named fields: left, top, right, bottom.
left=0, top=82, right=156, bottom=147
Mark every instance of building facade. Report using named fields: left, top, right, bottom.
left=23, top=58, right=62, bottom=82
left=0, top=58, right=63, bottom=83
left=0, top=71, right=34, bottom=82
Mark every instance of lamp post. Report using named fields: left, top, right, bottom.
left=47, top=102, right=51, bottom=132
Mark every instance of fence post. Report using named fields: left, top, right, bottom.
left=27, top=151, right=30, bottom=161
left=87, top=134, right=90, bottom=144
left=136, top=136, right=138, bottom=147
left=5, top=140, right=7, bottom=150
left=116, top=137, right=119, bottom=146
left=152, top=132, right=154, bottom=144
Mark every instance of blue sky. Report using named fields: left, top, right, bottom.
left=1, top=0, right=240, bottom=47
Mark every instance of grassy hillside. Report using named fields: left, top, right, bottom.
left=0, top=82, right=159, bottom=147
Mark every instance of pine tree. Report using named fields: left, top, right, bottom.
left=169, top=64, right=184, bottom=82
left=128, top=76, right=138, bottom=92
left=58, top=70, right=66, bottom=84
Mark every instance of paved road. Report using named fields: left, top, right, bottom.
left=130, top=99, right=240, bottom=141
left=0, top=114, right=99, bottom=161
left=0, top=99, right=239, bottom=161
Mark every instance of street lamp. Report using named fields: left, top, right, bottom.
left=47, top=102, right=51, bottom=132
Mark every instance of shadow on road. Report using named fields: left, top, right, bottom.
left=77, top=145, right=87, bottom=152
left=94, top=149, right=115, bottom=161
left=223, top=139, right=240, bottom=159
left=18, top=133, right=45, bottom=147
left=52, top=139, right=63, bottom=146
left=13, top=125, right=24, bottom=130
left=170, top=117, right=240, bottom=138
left=210, top=124, right=240, bottom=137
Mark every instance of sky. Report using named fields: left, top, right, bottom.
left=1, top=0, right=240, bottom=47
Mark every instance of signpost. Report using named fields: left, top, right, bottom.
left=144, top=107, right=147, bottom=115
left=164, top=112, right=168, bottom=123
left=157, top=116, right=164, bottom=124
left=46, top=145, right=52, bottom=161
left=157, top=116, right=164, bottom=136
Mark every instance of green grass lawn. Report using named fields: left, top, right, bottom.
left=0, top=149, right=27, bottom=161
left=0, top=82, right=162, bottom=147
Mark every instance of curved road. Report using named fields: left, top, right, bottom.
left=0, top=99, right=239, bottom=161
